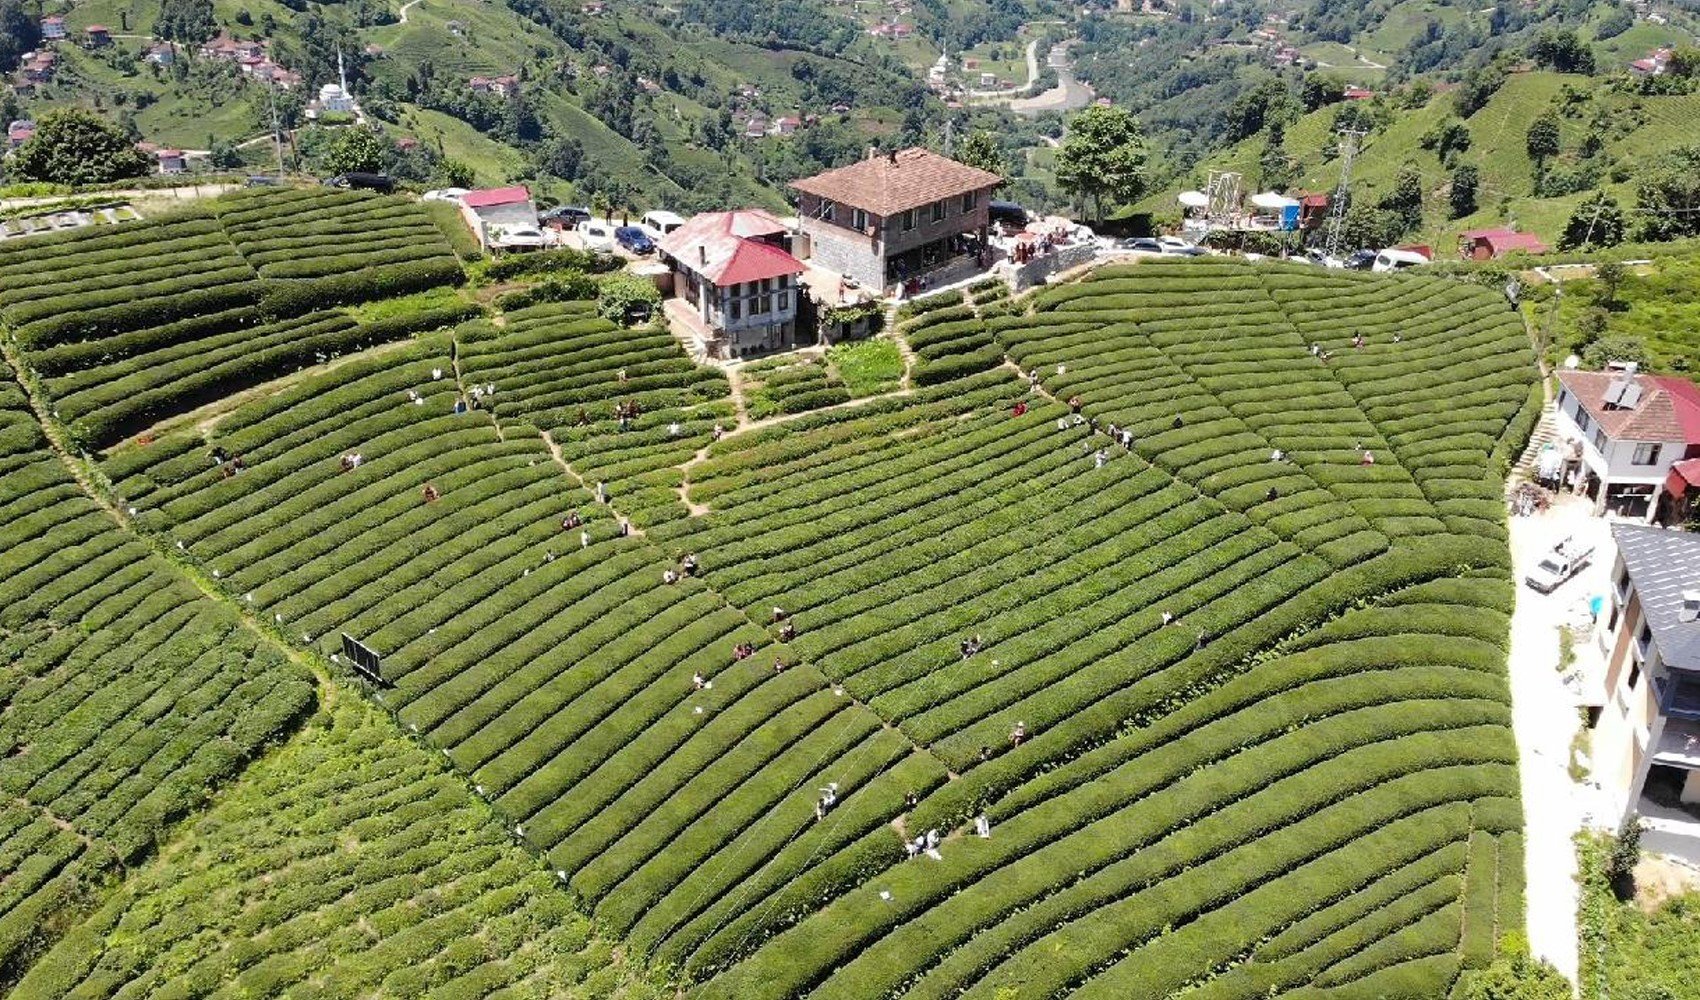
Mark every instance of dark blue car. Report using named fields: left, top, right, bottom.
left=615, top=226, right=656, bottom=254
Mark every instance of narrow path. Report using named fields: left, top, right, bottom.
left=885, top=303, right=917, bottom=391
left=0, top=344, right=338, bottom=707
left=724, top=365, right=750, bottom=427
left=11, top=796, right=106, bottom=857
left=104, top=339, right=422, bottom=448
left=397, top=0, right=424, bottom=23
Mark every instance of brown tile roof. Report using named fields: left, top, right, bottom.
left=1556, top=370, right=1700, bottom=444
left=790, top=148, right=1002, bottom=217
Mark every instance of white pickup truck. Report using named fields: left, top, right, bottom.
left=1524, top=537, right=1596, bottom=593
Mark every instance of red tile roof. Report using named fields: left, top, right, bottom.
left=790, top=147, right=1002, bottom=217
left=460, top=186, right=531, bottom=209
left=658, top=209, right=802, bottom=287
left=1557, top=370, right=1700, bottom=444
left=1480, top=232, right=1548, bottom=255
left=1669, top=457, right=1700, bottom=490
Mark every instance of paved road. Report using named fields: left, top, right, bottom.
left=1006, top=40, right=1093, bottom=116
left=1507, top=491, right=1617, bottom=986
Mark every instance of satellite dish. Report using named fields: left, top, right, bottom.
left=1178, top=190, right=1209, bottom=208
left=1564, top=355, right=1580, bottom=369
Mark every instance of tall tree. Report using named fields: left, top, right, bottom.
left=1525, top=112, right=1561, bottom=172
left=1054, top=105, right=1147, bottom=222
left=1559, top=191, right=1626, bottom=250
left=1449, top=163, right=1479, bottom=219
left=0, top=0, right=41, bottom=74
left=320, top=125, right=386, bottom=175
left=11, top=109, right=151, bottom=185
left=954, top=130, right=1008, bottom=181
left=1378, top=162, right=1425, bottom=234
left=156, top=0, right=216, bottom=44
left=1632, top=145, right=1700, bottom=241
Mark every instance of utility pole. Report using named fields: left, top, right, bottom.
left=943, top=118, right=955, bottom=159
left=1325, top=127, right=1368, bottom=259
left=267, top=87, right=286, bottom=177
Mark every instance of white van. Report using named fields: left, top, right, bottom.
left=1371, top=248, right=1429, bottom=273
left=576, top=220, right=615, bottom=252
left=640, top=210, right=686, bottom=240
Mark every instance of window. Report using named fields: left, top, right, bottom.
left=1632, top=442, right=1663, bottom=466
left=962, top=191, right=977, bottom=212
left=778, top=292, right=790, bottom=311
left=1576, top=409, right=1591, bottom=433
left=819, top=199, right=837, bottom=223
left=1628, top=660, right=1642, bottom=692
left=1557, top=388, right=1569, bottom=410
left=1594, top=428, right=1607, bottom=453
left=901, top=209, right=916, bottom=231
left=852, top=207, right=868, bottom=231
left=751, top=291, right=770, bottom=315
left=729, top=297, right=741, bottom=320
left=931, top=199, right=946, bottom=223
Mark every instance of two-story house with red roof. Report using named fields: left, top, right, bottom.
left=657, top=209, right=807, bottom=359
left=1553, top=365, right=1700, bottom=520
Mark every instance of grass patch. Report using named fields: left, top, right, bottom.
left=827, top=339, right=903, bottom=397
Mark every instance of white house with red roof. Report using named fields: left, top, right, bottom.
left=657, top=208, right=807, bottom=358
left=457, top=186, right=538, bottom=248
left=1554, top=365, right=1700, bottom=519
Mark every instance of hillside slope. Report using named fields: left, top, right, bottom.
left=1143, top=70, right=1700, bottom=252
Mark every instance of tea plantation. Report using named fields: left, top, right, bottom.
left=0, top=204, right=1541, bottom=1000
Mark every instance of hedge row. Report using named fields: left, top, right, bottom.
left=0, top=375, right=314, bottom=982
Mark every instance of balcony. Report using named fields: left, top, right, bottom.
left=1654, top=716, right=1700, bottom=768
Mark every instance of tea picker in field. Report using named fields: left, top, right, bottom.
left=974, top=813, right=991, bottom=839
left=663, top=568, right=679, bottom=585
left=562, top=511, right=582, bottom=530
left=815, top=782, right=839, bottom=820
left=779, top=620, right=796, bottom=642
left=1009, top=721, right=1026, bottom=747
left=581, top=530, right=591, bottom=550
left=596, top=481, right=608, bottom=503
left=681, top=552, right=698, bottom=575
left=422, top=483, right=440, bottom=503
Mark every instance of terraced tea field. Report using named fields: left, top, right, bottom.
left=0, top=210, right=1540, bottom=1000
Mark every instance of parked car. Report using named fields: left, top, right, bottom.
left=576, top=220, right=615, bottom=251
left=1372, top=248, right=1429, bottom=272
left=1343, top=248, right=1378, bottom=270
left=497, top=227, right=548, bottom=250
left=615, top=225, right=656, bottom=254
left=422, top=187, right=469, bottom=202
left=323, top=172, right=394, bottom=193
left=1524, top=537, right=1595, bottom=593
left=541, top=205, right=592, bottom=230
left=1301, top=248, right=1343, bottom=268
left=989, top=200, right=1029, bottom=228
left=639, top=210, right=686, bottom=240
left=244, top=175, right=282, bottom=187
left=1117, top=237, right=1164, bottom=254
left=1157, top=236, right=1208, bottom=256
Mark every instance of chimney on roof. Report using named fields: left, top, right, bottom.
left=699, top=245, right=707, bottom=265
left=1683, top=590, right=1700, bottom=623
